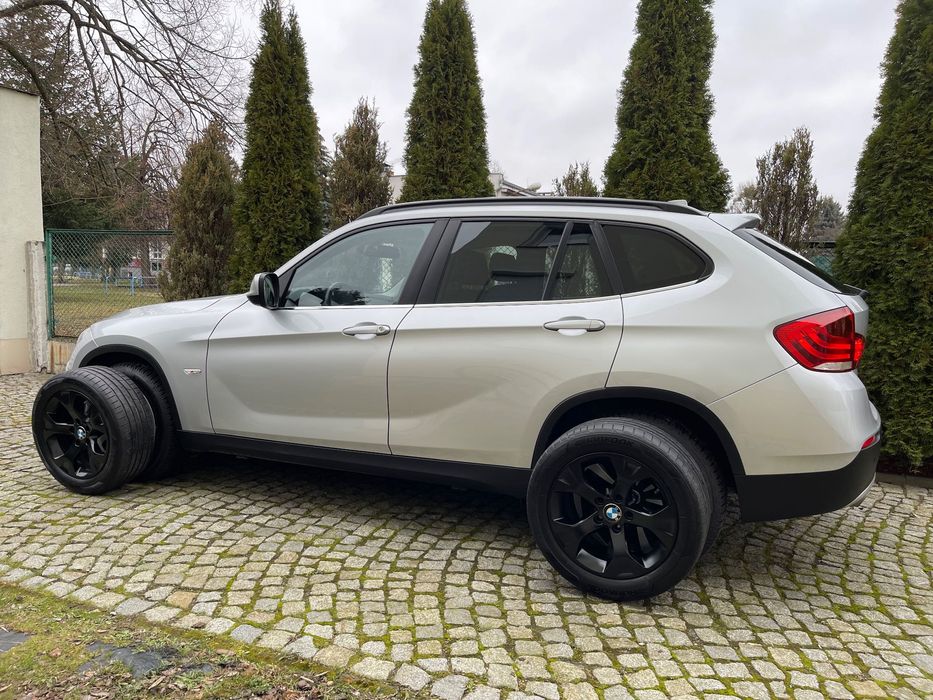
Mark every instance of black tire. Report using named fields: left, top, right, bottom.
left=112, top=362, right=181, bottom=481
left=527, top=417, right=711, bottom=601
left=621, top=415, right=727, bottom=555
left=32, top=366, right=155, bottom=495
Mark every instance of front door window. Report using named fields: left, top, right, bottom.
left=284, top=222, right=434, bottom=307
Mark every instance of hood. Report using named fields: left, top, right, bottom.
left=104, top=295, right=239, bottom=321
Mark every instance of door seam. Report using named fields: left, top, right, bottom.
left=603, top=295, right=625, bottom=389
left=385, top=304, right=417, bottom=455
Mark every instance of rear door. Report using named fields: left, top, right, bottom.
left=387, top=219, right=624, bottom=468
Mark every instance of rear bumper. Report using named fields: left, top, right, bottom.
left=735, top=439, right=880, bottom=522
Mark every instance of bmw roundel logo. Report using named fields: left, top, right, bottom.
left=603, top=504, right=623, bottom=522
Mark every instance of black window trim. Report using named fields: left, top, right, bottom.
left=733, top=228, right=854, bottom=295
left=418, top=216, right=624, bottom=305
left=541, top=221, right=574, bottom=300
left=595, top=220, right=714, bottom=295
left=277, top=217, right=448, bottom=307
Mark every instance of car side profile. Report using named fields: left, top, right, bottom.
left=32, top=197, right=881, bottom=600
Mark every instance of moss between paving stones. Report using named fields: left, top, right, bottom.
left=1, top=373, right=932, bottom=699
left=0, top=582, right=426, bottom=699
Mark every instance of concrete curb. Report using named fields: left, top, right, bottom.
left=876, top=470, right=933, bottom=490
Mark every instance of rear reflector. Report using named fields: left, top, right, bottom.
left=861, top=433, right=880, bottom=450
left=774, top=307, right=865, bottom=372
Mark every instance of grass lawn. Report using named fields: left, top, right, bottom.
left=0, top=583, right=414, bottom=699
left=51, top=281, right=164, bottom=337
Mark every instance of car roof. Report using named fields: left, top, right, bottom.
left=359, top=197, right=706, bottom=220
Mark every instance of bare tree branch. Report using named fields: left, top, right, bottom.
left=1, top=0, right=247, bottom=153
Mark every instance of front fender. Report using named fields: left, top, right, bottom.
left=79, top=295, right=247, bottom=432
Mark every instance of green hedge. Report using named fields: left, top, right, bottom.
left=834, top=0, right=933, bottom=473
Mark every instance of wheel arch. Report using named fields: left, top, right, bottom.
left=80, top=344, right=180, bottom=427
left=533, top=387, right=745, bottom=485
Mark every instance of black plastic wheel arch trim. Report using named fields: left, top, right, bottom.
left=80, top=345, right=181, bottom=427
left=178, top=432, right=531, bottom=497
left=734, top=441, right=880, bottom=522
left=533, top=387, right=746, bottom=479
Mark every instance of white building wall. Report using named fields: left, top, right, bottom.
left=0, top=87, right=44, bottom=374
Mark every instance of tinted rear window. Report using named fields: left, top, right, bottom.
left=602, top=223, right=710, bottom=293
left=436, top=220, right=563, bottom=303
left=735, top=229, right=848, bottom=294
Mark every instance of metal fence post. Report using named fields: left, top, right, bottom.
left=44, top=228, right=172, bottom=338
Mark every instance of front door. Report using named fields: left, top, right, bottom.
left=207, top=221, right=436, bottom=452
left=388, top=219, right=624, bottom=467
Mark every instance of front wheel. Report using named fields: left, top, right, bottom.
left=527, top=417, right=711, bottom=601
left=32, top=367, right=155, bottom=494
left=112, top=362, right=180, bottom=481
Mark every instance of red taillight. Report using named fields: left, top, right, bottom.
left=861, top=433, right=880, bottom=449
left=774, top=307, right=865, bottom=372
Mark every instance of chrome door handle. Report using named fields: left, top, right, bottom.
left=543, top=318, right=606, bottom=332
left=342, top=323, right=391, bottom=337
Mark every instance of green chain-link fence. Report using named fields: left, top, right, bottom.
left=46, top=229, right=173, bottom=338
left=800, top=241, right=836, bottom=274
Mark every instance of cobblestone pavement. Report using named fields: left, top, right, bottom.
left=2, top=373, right=932, bottom=700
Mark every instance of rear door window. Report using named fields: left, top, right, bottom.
left=436, top=220, right=564, bottom=303
left=602, top=223, right=710, bottom=293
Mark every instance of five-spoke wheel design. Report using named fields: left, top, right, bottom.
left=528, top=416, right=713, bottom=601
left=39, top=389, right=110, bottom=480
left=32, top=366, right=155, bottom=494
left=548, top=454, right=678, bottom=578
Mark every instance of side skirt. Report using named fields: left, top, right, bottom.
left=178, top=432, right=531, bottom=498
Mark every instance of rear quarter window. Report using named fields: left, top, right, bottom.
left=601, top=223, right=711, bottom=293
left=734, top=229, right=851, bottom=294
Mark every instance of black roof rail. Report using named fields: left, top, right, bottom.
left=359, top=196, right=705, bottom=219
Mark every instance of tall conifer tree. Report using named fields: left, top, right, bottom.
left=603, top=0, right=730, bottom=210
left=160, top=121, right=237, bottom=301
left=553, top=162, right=600, bottom=197
left=748, top=127, right=820, bottom=251
left=330, top=99, right=392, bottom=227
left=228, top=0, right=323, bottom=289
left=400, top=0, right=493, bottom=202
left=834, top=0, right=933, bottom=468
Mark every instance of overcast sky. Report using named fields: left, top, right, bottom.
left=277, top=0, right=898, bottom=207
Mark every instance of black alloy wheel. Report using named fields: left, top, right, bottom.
left=547, top=453, right=678, bottom=578
left=527, top=416, right=712, bottom=601
left=32, top=366, right=155, bottom=494
left=38, top=388, right=110, bottom=480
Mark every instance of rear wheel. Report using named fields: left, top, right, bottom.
left=621, top=414, right=728, bottom=554
left=527, top=417, right=711, bottom=601
left=112, top=362, right=180, bottom=481
left=32, top=367, right=155, bottom=494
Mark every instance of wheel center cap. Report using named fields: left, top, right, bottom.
left=603, top=503, right=623, bottom=523
left=74, top=426, right=87, bottom=442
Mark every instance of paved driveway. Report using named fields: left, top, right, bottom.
left=2, top=373, right=931, bottom=699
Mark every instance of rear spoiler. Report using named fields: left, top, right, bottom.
left=707, top=212, right=762, bottom=231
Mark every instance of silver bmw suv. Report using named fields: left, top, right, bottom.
left=32, top=197, right=881, bottom=600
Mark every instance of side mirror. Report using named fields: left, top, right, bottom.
left=247, top=272, right=280, bottom=308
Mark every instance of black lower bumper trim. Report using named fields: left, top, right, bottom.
left=735, top=441, right=881, bottom=522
